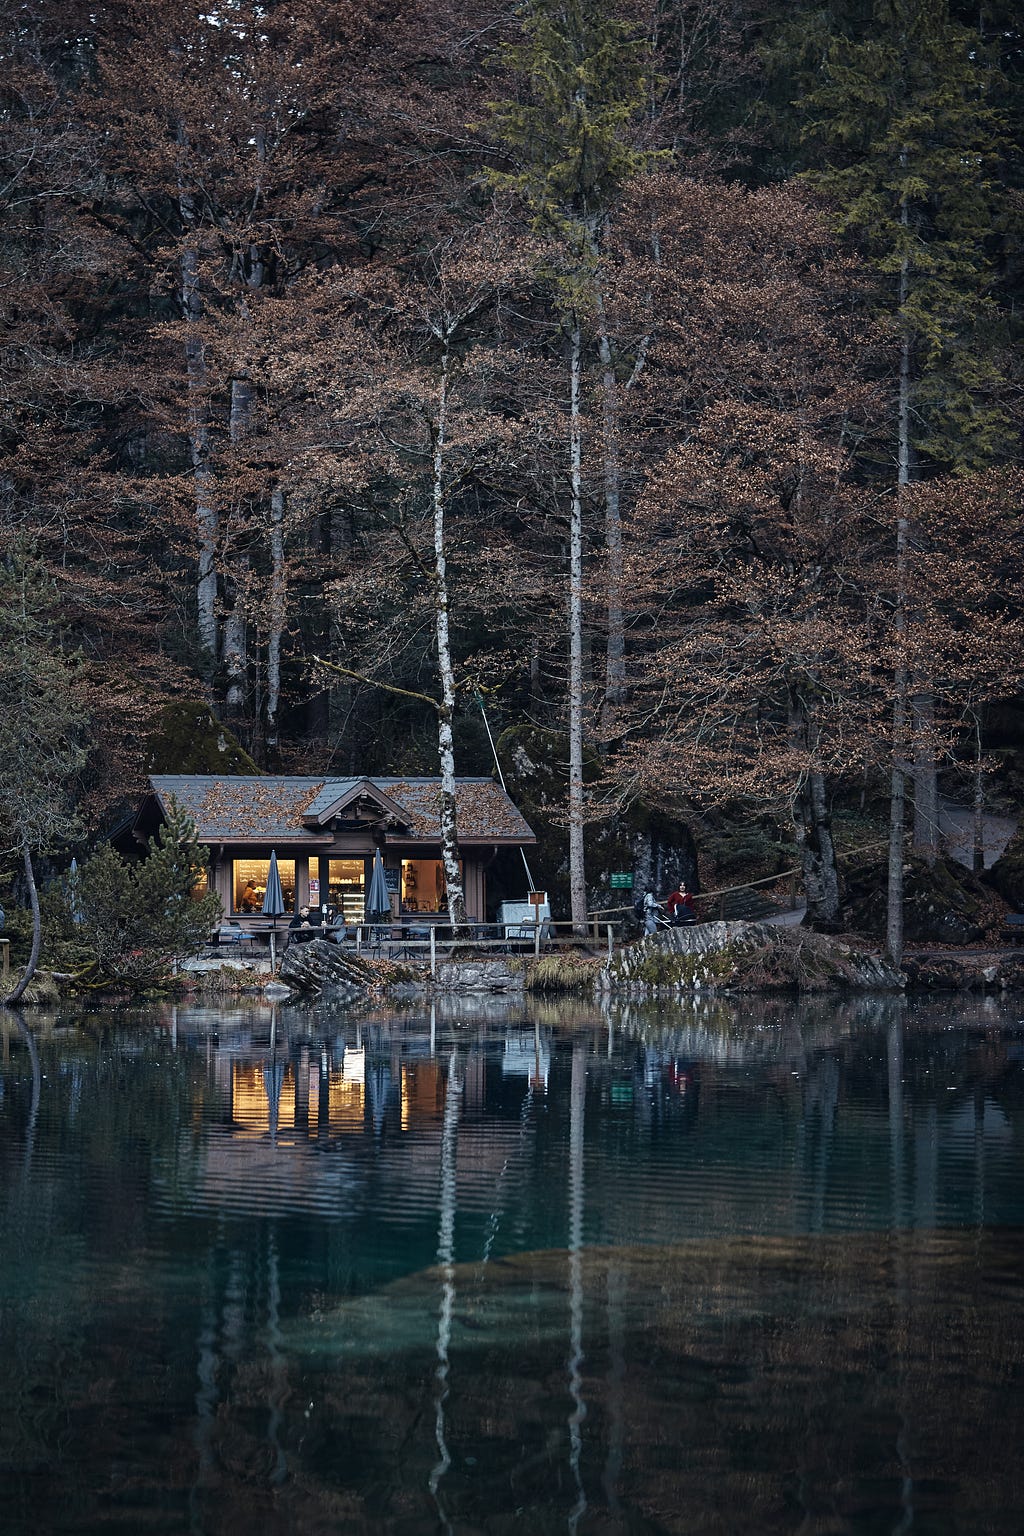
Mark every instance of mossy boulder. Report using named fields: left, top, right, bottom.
left=986, top=827, right=1024, bottom=910
left=494, top=725, right=697, bottom=918
left=842, top=852, right=990, bottom=945
left=146, top=701, right=260, bottom=776
left=604, top=921, right=903, bottom=993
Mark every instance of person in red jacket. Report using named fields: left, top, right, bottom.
left=664, top=884, right=696, bottom=925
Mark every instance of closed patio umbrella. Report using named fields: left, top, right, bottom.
left=262, top=850, right=286, bottom=970
left=365, top=847, right=391, bottom=935
left=263, top=1056, right=284, bottom=1144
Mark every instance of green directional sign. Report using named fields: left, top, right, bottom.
left=609, top=872, right=633, bottom=889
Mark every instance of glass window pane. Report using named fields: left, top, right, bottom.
left=232, top=857, right=296, bottom=915
left=401, top=859, right=461, bottom=914
left=329, top=859, right=365, bottom=924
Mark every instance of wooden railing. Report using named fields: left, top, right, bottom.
left=353, top=918, right=623, bottom=975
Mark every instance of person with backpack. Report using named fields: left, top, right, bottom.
left=641, top=889, right=662, bottom=935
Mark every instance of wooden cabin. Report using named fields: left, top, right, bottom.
left=117, top=774, right=537, bottom=929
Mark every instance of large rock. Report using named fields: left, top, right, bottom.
left=494, top=724, right=698, bottom=915
left=843, top=853, right=989, bottom=945
left=603, top=921, right=904, bottom=995
left=902, top=952, right=1024, bottom=992
left=987, top=828, right=1024, bottom=910
left=279, top=939, right=382, bottom=996
left=434, top=959, right=523, bottom=992
left=146, top=700, right=260, bottom=774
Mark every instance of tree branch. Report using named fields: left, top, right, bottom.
left=313, top=654, right=439, bottom=712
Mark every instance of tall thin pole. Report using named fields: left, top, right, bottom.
left=474, top=687, right=536, bottom=891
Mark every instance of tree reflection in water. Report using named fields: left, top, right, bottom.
left=0, top=994, right=1022, bottom=1534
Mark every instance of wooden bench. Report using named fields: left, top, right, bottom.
left=1002, top=913, right=1024, bottom=944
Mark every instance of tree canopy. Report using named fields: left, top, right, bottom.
left=0, top=0, right=1021, bottom=942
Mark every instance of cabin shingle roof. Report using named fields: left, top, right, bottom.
left=148, top=775, right=534, bottom=844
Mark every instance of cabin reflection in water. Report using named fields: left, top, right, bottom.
left=225, top=1049, right=491, bottom=1141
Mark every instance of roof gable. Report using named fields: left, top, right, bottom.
left=302, top=778, right=411, bottom=828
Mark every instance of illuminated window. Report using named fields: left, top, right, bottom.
left=232, top=857, right=296, bottom=914
left=191, top=867, right=209, bottom=900
left=401, top=858, right=461, bottom=913
left=328, top=858, right=365, bottom=924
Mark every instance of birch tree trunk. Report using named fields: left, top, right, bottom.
left=431, top=336, right=468, bottom=930
left=886, top=230, right=912, bottom=967
left=567, top=314, right=588, bottom=934
left=265, top=485, right=286, bottom=751
left=180, top=242, right=219, bottom=677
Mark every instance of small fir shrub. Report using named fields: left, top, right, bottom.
left=75, top=799, right=222, bottom=989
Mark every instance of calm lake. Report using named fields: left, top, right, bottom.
left=1, top=993, right=1022, bottom=1535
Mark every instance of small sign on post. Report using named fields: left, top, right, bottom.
left=528, top=892, right=546, bottom=957
left=609, top=872, right=633, bottom=890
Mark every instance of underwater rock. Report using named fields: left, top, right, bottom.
left=433, top=959, right=523, bottom=992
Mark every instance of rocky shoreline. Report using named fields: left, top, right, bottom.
left=261, top=926, right=1024, bottom=1004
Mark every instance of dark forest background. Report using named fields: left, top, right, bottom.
left=2, top=0, right=1022, bottom=943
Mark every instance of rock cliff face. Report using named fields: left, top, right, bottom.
left=603, top=922, right=904, bottom=995
left=987, top=829, right=1024, bottom=909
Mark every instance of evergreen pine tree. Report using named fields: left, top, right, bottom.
left=769, top=0, right=1016, bottom=960
left=797, top=0, right=1013, bottom=474
left=76, top=799, right=221, bottom=987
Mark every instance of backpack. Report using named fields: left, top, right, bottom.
left=632, top=895, right=644, bottom=921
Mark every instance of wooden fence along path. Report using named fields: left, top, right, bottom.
left=353, top=918, right=621, bottom=972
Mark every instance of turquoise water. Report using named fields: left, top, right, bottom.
left=1, top=993, right=1022, bottom=1533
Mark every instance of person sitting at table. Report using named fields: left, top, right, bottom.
left=288, top=905, right=320, bottom=942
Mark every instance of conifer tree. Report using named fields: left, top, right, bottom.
left=786, top=0, right=1014, bottom=960
left=76, top=800, right=221, bottom=987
